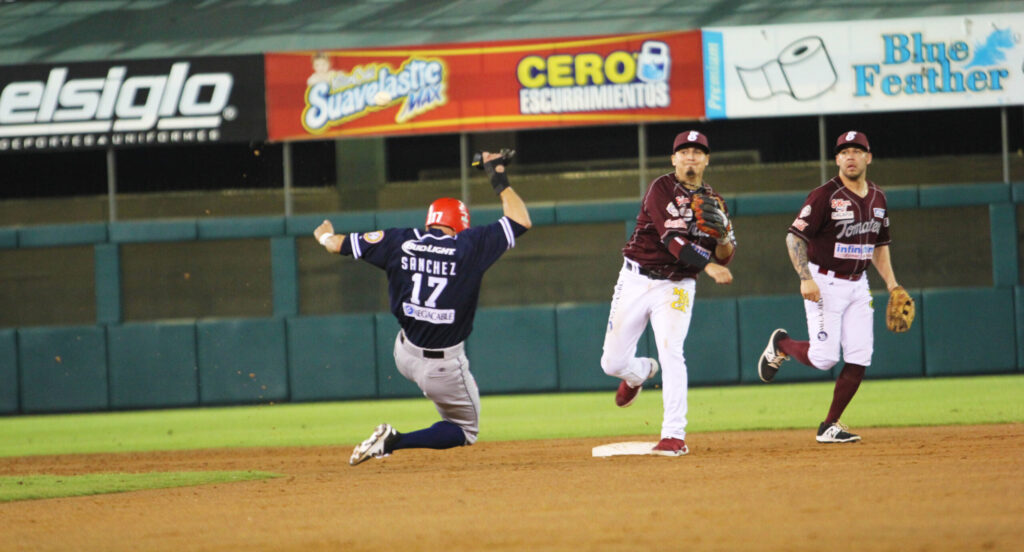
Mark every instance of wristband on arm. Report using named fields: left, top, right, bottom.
left=662, top=233, right=711, bottom=269
left=484, top=162, right=510, bottom=195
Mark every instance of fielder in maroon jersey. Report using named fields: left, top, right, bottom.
left=601, top=130, right=736, bottom=456
left=758, top=130, right=905, bottom=443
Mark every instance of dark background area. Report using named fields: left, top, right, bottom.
left=2, top=106, right=1020, bottom=200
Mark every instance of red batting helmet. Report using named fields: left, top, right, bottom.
left=426, top=197, right=470, bottom=233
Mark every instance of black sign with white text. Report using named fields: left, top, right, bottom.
left=0, top=55, right=267, bottom=153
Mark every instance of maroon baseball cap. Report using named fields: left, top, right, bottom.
left=834, top=131, right=870, bottom=154
left=673, top=130, right=709, bottom=153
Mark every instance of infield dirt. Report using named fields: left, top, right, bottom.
left=1, top=424, right=1021, bottom=551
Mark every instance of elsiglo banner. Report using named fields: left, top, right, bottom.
left=0, top=55, right=267, bottom=153
left=264, top=31, right=704, bottom=141
left=703, top=13, right=1024, bottom=119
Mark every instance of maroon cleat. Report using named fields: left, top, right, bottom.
left=613, top=358, right=659, bottom=408
left=615, top=380, right=642, bottom=407
left=651, top=437, right=689, bottom=456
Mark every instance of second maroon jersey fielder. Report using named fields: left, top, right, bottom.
left=623, top=173, right=735, bottom=280
left=788, top=176, right=890, bottom=276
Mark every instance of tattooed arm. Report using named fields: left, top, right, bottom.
left=786, top=233, right=820, bottom=302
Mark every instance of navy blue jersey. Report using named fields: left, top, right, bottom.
left=340, top=217, right=527, bottom=348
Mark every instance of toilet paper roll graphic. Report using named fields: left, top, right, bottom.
left=736, top=36, right=837, bottom=101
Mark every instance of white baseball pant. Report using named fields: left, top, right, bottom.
left=601, top=260, right=695, bottom=440
left=393, top=331, right=480, bottom=444
left=804, top=262, right=874, bottom=370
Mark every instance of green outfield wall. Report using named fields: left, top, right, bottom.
left=0, top=182, right=1020, bottom=414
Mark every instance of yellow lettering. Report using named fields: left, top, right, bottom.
left=547, top=54, right=574, bottom=87
left=517, top=56, right=547, bottom=88
left=671, top=288, right=690, bottom=313
left=605, top=51, right=636, bottom=84
left=517, top=50, right=639, bottom=89
left=574, top=54, right=604, bottom=85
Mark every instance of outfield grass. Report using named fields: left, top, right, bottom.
left=1, top=374, right=1021, bottom=458
left=0, top=471, right=280, bottom=503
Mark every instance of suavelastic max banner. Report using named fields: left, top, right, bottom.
left=703, top=13, right=1024, bottom=119
left=264, top=31, right=704, bottom=141
left=0, top=55, right=267, bottom=153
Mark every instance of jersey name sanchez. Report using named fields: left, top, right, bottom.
left=341, top=217, right=526, bottom=349
left=788, top=177, right=891, bottom=275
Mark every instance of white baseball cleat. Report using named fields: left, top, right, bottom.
left=816, top=421, right=861, bottom=443
left=349, top=423, right=399, bottom=466
left=758, top=328, right=790, bottom=382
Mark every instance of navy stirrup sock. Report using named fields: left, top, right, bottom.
left=391, top=421, right=466, bottom=450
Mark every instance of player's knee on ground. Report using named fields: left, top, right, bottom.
left=462, top=426, right=478, bottom=446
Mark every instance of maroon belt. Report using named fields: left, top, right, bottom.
left=817, top=267, right=863, bottom=281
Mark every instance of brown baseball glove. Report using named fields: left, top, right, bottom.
left=886, top=286, right=915, bottom=333
left=691, top=192, right=731, bottom=241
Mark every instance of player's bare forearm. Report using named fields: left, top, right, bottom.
left=786, top=233, right=813, bottom=280
left=500, top=187, right=532, bottom=229
left=787, top=234, right=820, bottom=301
left=872, top=244, right=899, bottom=291
left=314, top=220, right=346, bottom=253
left=704, top=262, right=733, bottom=284
left=714, top=241, right=734, bottom=263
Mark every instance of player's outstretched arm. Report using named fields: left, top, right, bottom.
left=314, top=219, right=346, bottom=254
left=481, top=151, right=531, bottom=229
left=499, top=187, right=531, bottom=229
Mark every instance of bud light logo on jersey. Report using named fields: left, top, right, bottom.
left=516, top=40, right=671, bottom=115
left=303, top=58, right=447, bottom=132
left=401, top=240, right=455, bottom=256
left=403, top=302, right=455, bottom=324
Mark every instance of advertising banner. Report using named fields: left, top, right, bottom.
left=703, top=13, right=1024, bottom=119
left=264, top=31, right=704, bottom=141
left=0, top=55, right=267, bottom=153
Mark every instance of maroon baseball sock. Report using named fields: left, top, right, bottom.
left=778, top=336, right=811, bottom=366
left=825, top=363, right=866, bottom=424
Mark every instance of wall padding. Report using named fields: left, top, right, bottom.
left=286, top=314, right=377, bottom=401
left=196, top=318, right=288, bottom=405
left=18, top=325, right=108, bottom=413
